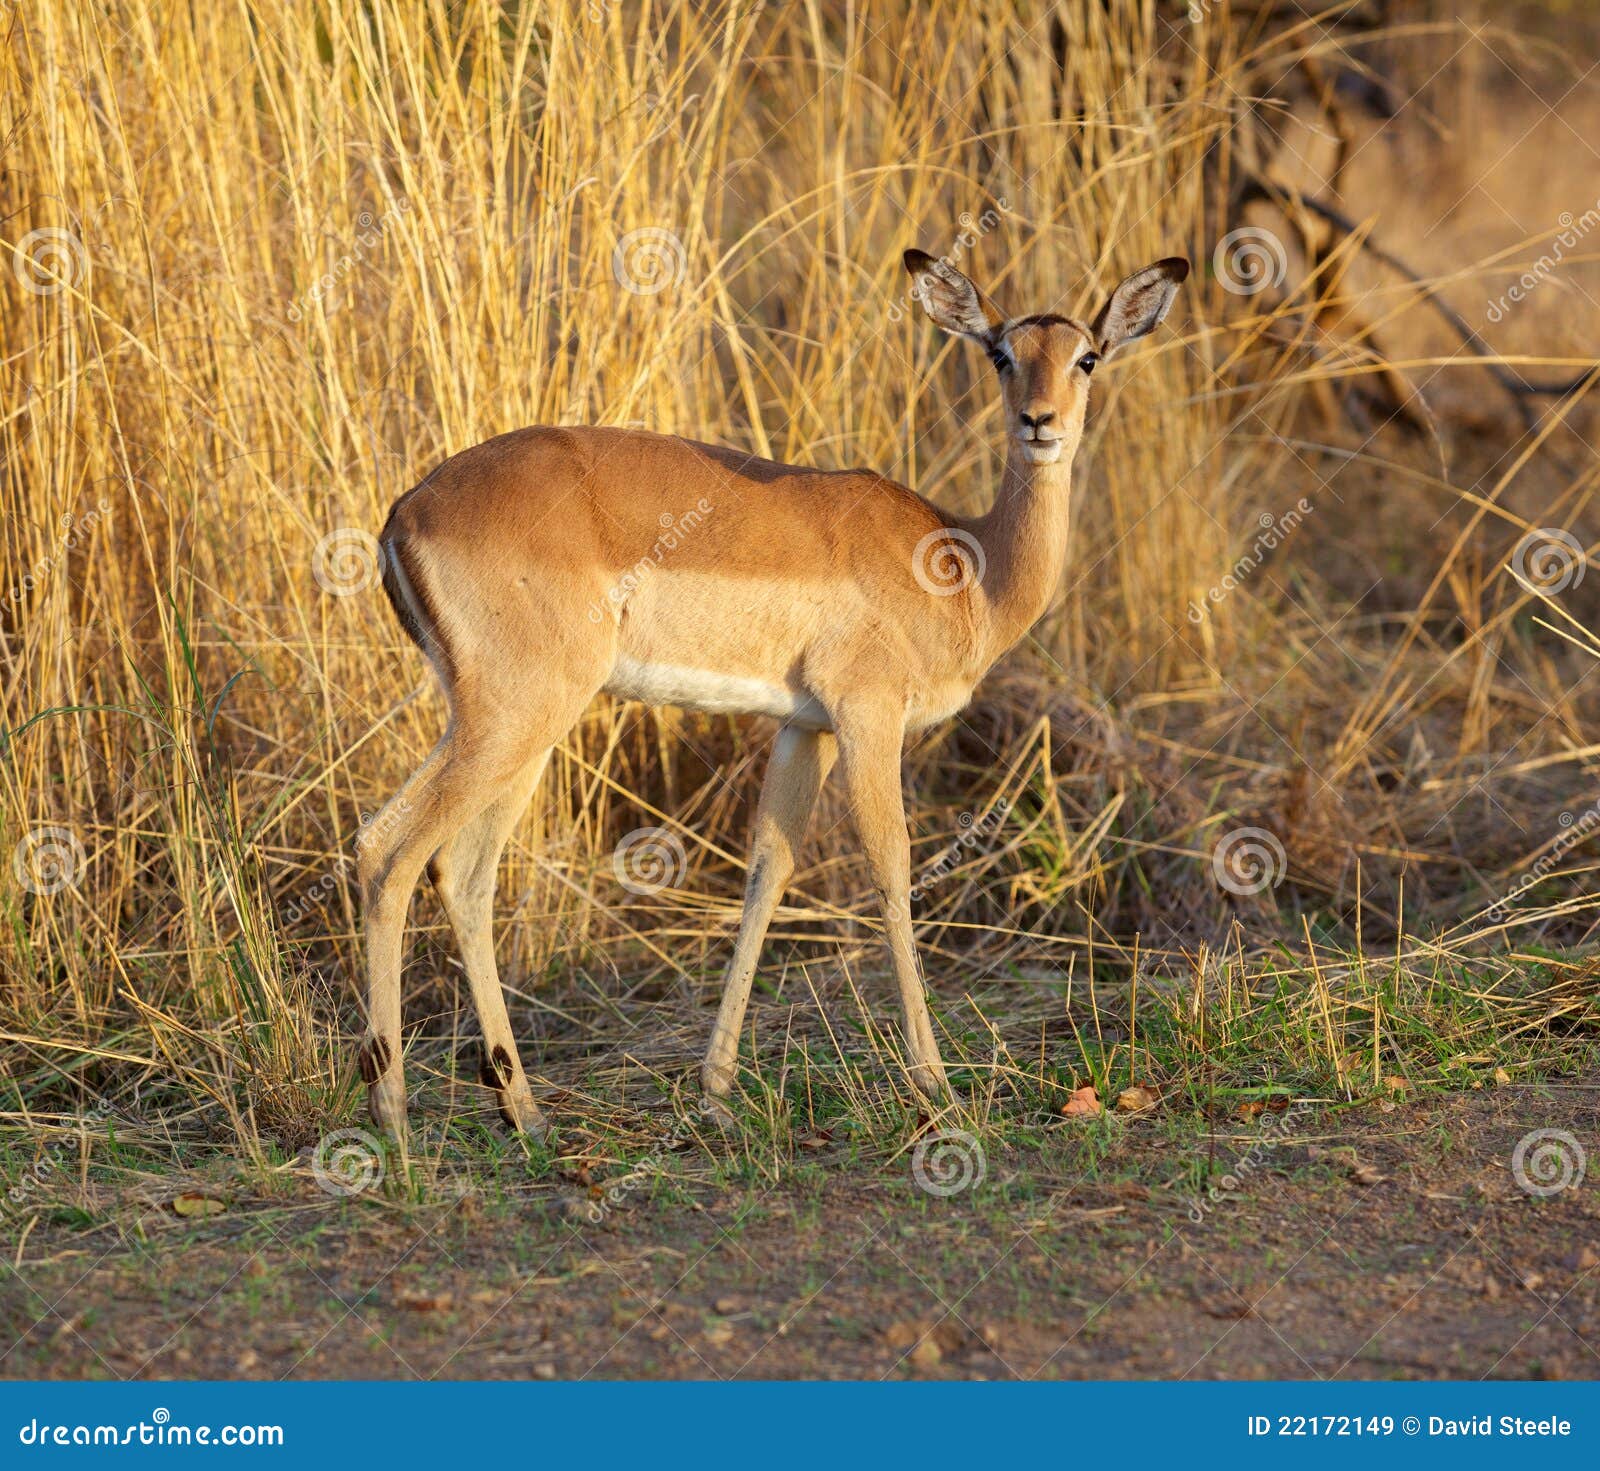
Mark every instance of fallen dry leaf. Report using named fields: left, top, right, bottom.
left=171, top=1192, right=226, bottom=1219
left=1061, top=1084, right=1103, bottom=1118
left=702, top=1318, right=735, bottom=1348
left=909, top=1336, right=943, bottom=1369
left=884, top=1317, right=964, bottom=1359
left=394, top=1289, right=453, bottom=1313
left=1493, top=1066, right=1512, bottom=1086
left=1116, top=1085, right=1159, bottom=1114
left=1202, top=1295, right=1258, bottom=1320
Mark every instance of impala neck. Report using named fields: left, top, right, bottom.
left=969, top=441, right=1075, bottom=663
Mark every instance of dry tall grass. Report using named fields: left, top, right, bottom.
left=2, top=1, right=1597, bottom=1155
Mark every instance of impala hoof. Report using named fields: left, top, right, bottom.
left=367, top=1076, right=409, bottom=1143
left=496, top=1084, right=549, bottom=1141
left=698, top=1092, right=738, bottom=1133
left=910, top=1062, right=949, bottom=1102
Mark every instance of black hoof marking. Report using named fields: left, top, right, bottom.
left=358, top=1036, right=391, bottom=1086
left=479, top=1043, right=515, bottom=1092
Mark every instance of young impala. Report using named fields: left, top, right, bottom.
left=357, top=247, right=1188, bottom=1139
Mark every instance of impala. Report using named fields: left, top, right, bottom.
left=357, top=247, right=1188, bottom=1138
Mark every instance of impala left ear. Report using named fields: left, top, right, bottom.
left=1091, top=257, right=1189, bottom=358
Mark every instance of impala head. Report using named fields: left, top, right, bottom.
left=903, top=248, right=1189, bottom=467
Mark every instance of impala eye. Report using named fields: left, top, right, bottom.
left=988, top=342, right=1014, bottom=374
left=1077, top=351, right=1099, bottom=375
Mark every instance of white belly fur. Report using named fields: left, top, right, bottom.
left=604, top=655, right=830, bottom=726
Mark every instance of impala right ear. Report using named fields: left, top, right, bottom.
left=903, top=248, right=1005, bottom=343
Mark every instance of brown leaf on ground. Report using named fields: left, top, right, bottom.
left=884, top=1316, right=965, bottom=1364
left=394, top=1288, right=453, bottom=1312
left=171, top=1192, right=226, bottom=1219
left=1202, top=1294, right=1258, bottom=1320
left=1061, top=1085, right=1103, bottom=1118
left=1116, top=1085, right=1159, bottom=1113
left=909, top=1336, right=943, bottom=1368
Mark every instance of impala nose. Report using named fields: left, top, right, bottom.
left=1018, top=410, right=1056, bottom=436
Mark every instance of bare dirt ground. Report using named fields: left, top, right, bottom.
left=4, top=1091, right=1596, bottom=1381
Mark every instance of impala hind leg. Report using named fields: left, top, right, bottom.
left=702, top=725, right=837, bottom=1098
left=357, top=734, right=513, bottom=1140
left=834, top=711, right=948, bottom=1100
left=427, top=748, right=555, bottom=1136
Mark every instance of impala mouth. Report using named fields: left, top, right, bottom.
left=1015, top=435, right=1063, bottom=465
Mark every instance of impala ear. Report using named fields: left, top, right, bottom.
left=903, top=248, right=1005, bottom=343
left=1091, top=257, right=1188, bottom=357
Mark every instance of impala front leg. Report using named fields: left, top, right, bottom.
left=834, top=710, right=948, bottom=1101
